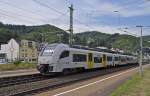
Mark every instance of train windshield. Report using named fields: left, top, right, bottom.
left=41, top=44, right=58, bottom=56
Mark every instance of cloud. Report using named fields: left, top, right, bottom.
left=0, top=0, right=149, bottom=36
left=74, top=0, right=150, bottom=17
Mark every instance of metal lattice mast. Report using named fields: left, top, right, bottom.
left=69, top=4, right=74, bottom=47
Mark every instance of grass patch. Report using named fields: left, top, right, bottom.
left=111, top=69, right=150, bottom=96
left=0, top=63, right=36, bottom=71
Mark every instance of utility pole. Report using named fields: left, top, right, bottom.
left=136, top=25, right=143, bottom=77
left=69, top=4, right=74, bottom=47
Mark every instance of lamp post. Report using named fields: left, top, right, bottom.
left=136, top=25, right=143, bottom=77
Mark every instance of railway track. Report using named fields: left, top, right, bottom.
left=0, top=73, right=51, bottom=88
left=0, top=64, right=138, bottom=96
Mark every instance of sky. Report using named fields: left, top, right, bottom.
left=0, top=0, right=150, bottom=36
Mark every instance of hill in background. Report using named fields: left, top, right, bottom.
left=0, top=22, right=150, bottom=53
left=75, top=31, right=150, bottom=53
left=0, top=22, right=69, bottom=44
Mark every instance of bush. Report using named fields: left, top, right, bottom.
left=0, top=63, right=36, bottom=71
left=13, top=60, right=21, bottom=65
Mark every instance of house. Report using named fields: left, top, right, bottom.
left=19, top=40, right=38, bottom=63
left=0, top=39, right=19, bottom=63
left=0, top=39, right=39, bottom=63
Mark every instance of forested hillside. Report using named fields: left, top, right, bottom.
left=74, top=31, right=150, bottom=53
left=0, top=22, right=150, bottom=53
left=0, top=22, right=69, bottom=44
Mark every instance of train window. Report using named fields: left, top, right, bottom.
left=59, top=51, right=69, bottom=59
left=127, top=57, right=130, bottom=61
left=115, top=57, right=119, bottom=61
left=41, top=49, right=54, bottom=56
left=121, top=57, right=126, bottom=62
left=94, top=57, right=102, bottom=63
left=73, top=54, right=86, bottom=62
left=107, top=56, right=112, bottom=61
left=41, top=44, right=58, bottom=56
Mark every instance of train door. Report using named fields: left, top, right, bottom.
left=87, top=53, right=94, bottom=69
left=102, top=54, right=107, bottom=67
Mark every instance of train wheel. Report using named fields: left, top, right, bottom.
left=62, top=69, right=70, bottom=75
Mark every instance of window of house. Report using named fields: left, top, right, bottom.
left=32, top=59, right=36, bottom=61
left=28, top=41, right=33, bottom=47
left=25, top=53, right=28, bottom=57
left=21, top=49, right=24, bottom=51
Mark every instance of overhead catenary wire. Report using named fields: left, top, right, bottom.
left=0, top=0, right=52, bottom=20
left=33, top=0, right=96, bottom=31
left=0, top=0, right=71, bottom=26
left=24, top=0, right=111, bottom=33
left=118, top=28, right=139, bottom=37
left=77, top=0, right=144, bottom=15
left=0, top=0, right=149, bottom=37
left=0, top=9, right=47, bottom=23
left=0, top=11, right=35, bottom=24
left=118, top=27, right=150, bottom=49
left=51, top=10, right=70, bottom=24
left=33, top=0, right=66, bottom=16
left=119, top=26, right=150, bottom=36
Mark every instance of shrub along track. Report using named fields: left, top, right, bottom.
left=0, top=64, right=138, bottom=96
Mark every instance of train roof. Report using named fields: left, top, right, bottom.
left=71, top=45, right=135, bottom=56
left=46, top=43, right=136, bottom=56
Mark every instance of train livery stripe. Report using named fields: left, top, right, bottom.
left=87, top=52, right=94, bottom=69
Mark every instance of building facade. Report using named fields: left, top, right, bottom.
left=0, top=39, right=19, bottom=63
left=19, top=40, right=38, bottom=63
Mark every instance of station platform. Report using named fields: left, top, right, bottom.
left=0, top=69, right=39, bottom=78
